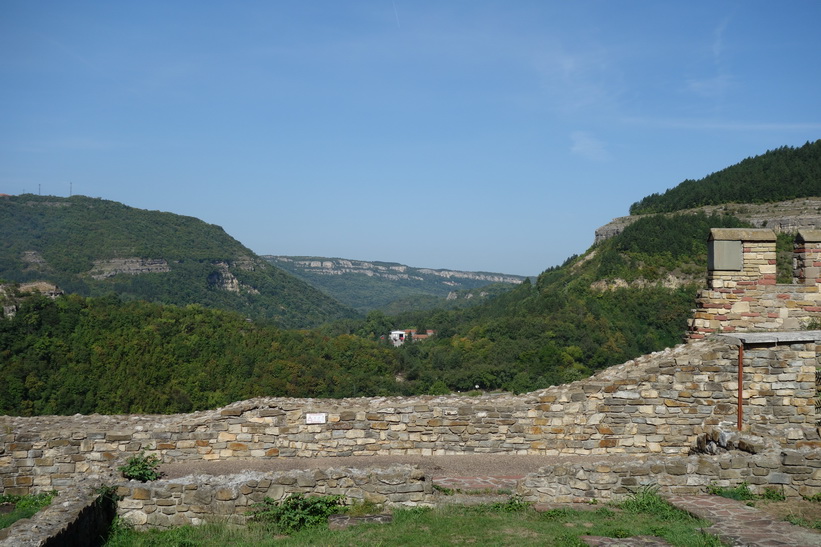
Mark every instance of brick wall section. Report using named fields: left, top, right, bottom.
left=689, top=229, right=821, bottom=339
left=2, top=338, right=818, bottom=497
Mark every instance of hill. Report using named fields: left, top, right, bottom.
left=0, top=211, right=758, bottom=416
left=379, top=140, right=821, bottom=395
left=629, top=140, right=821, bottom=215
left=3, top=141, right=821, bottom=415
left=0, top=194, right=354, bottom=328
left=263, top=256, right=526, bottom=312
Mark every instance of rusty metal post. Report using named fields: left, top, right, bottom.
left=738, top=345, right=744, bottom=431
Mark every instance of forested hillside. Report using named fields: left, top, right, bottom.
left=369, top=212, right=751, bottom=395
left=0, top=194, right=354, bottom=328
left=3, top=141, right=820, bottom=416
left=630, top=140, right=821, bottom=214
left=0, top=211, right=750, bottom=416
left=0, top=294, right=400, bottom=415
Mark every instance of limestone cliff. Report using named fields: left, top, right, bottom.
left=594, top=198, right=821, bottom=244
left=264, top=256, right=526, bottom=312
left=88, top=258, right=172, bottom=280
left=269, top=257, right=524, bottom=285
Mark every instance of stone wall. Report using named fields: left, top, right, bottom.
left=689, top=228, right=821, bottom=339
left=521, top=444, right=821, bottom=503
left=6, top=444, right=821, bottom=541
left=2, top=338, right=818, bottom=498
left=0, top=482, right=117, bottom=547
left=115, top=465, right=431, bottom=531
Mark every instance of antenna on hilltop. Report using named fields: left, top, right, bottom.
left=38, top=184, right=41, bottom=195
left=70, top=182, right=72, bottom=197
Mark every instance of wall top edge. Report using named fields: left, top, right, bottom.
left=709, top=228, right=776, bottom=242
left=796, top=229, right=821, bottom=243
left=717, top=330, right=821, bottom=345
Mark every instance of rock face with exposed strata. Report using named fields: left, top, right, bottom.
left=268, top=256, right=524, bottom=285
left=265, top=256, right=526, bottom=310
left=594, top=198, right=821, bottom=244
left=88, top=258, right=171, bottom=280
left=1, top=194, right=354, bottom=327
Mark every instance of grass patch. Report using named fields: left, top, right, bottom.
left=0, top=491, right=58, bottom=530
left=707, top=482, right=786, bottom=504
left=433, top=484, right=512, bottom=496
left=785, top=514, right=821, bottom=530
left=105, top=490, right=723, bottom=546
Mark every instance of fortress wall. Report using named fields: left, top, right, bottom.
left=2, top=338, right=817, bottom=497
left=689, top=229, right=821, bottom=338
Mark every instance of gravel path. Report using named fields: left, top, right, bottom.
left=160, top=453, right=640, bottom=480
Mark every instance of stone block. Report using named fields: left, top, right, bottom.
left=768, top=473, right=791, bottom=485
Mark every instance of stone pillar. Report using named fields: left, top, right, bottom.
left=793, top=229, right=821, bottom=286
left=706, top=228, right=777, bottom=290
left=689, top=229, right=777, bottom=339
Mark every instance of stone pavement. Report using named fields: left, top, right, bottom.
left=667, top=494, right=821, bottom=547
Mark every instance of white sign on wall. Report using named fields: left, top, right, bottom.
left=305, top=413, right=327, bottom=424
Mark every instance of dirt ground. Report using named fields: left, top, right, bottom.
left=754, top=498, right=821, bottom=529
left=159, top=453, right=637, bottom=481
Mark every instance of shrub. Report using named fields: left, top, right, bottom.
left=119, top=450, right=162, bottom=482
left=248, top=493, right=345, bottom=534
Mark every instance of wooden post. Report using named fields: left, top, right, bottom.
left=737, top=345, right=744, bottom=431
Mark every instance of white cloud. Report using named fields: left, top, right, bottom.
left=570, top=131, right=610, bottom=161
left=686, top=74, right=733, bottom=99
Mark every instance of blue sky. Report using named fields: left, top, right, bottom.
left=2, top=2, right=820, bottom=276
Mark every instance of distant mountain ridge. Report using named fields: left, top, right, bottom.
left=0, top=194, right=354, bottom=328
left=264, top=255, right=526, bottom=312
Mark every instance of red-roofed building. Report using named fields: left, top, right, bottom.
left=389, top=329, right=436, bottom=347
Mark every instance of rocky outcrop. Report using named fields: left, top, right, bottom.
left=589, top=273, right=692, bottom=291
left=87, top=258, right=171, bottom=280
left=595, top=198, right=821, bottom=244
left=267, top=257, right=525, bottom=285
left=85, top=257, right=262, bottom=295
left=207, top=261, right=260, bottom=294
